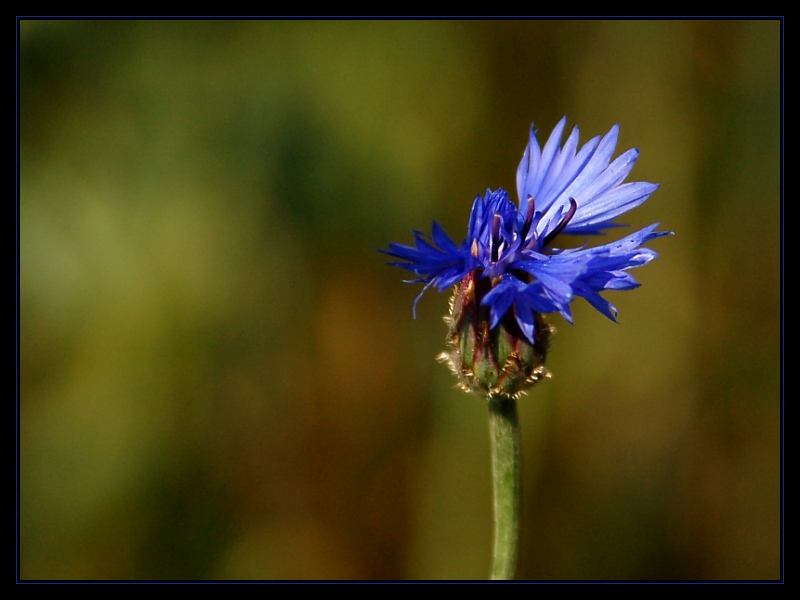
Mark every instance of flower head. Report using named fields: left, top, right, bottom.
left=383, top=118, right=670, bottom=395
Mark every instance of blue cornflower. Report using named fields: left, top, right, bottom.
left=384, top=117, right=670, bottom=346
left=384, top=118, right=670, bottom=396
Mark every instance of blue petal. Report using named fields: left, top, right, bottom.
left=514, top=304, right=537, bottom=344
left=516, top=124, right=543, bottom=207
left=537, top=125, right=581, bottom=204
left=530, top=117, right=568, bottom=201
left=481, top=276, right=561, bottom=343
left=481, top=275, right=519, bottom=329
left=573, top=281, right=619, bottom=321
left=431, top=221, right=460, bottom=255
left=534, top=123, right=620, bottom=220
left=566, top=182, right=660, bottom=231
left=380, top=221, right=473, bottom=301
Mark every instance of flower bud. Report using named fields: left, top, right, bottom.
left=439, top=271, right=551, bottom=398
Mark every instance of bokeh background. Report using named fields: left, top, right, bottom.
left=19, top=19, right=781, bottom=581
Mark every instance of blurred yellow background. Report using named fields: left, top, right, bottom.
left=19, top=19, right=781, bottom=580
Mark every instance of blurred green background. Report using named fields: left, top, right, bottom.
left=19, top=19, right=781, bottom=580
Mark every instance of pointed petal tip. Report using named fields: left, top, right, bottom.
left=648, top=224, right=674, bottom=238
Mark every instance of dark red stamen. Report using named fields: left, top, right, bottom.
left=491, top=213, right=502, bottom=262
left=519, top=195, right=536, bottom=245
left=542, top=198, right=578, bottom=247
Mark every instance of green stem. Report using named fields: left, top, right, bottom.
left=488, top=395, right=520, bottom=581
